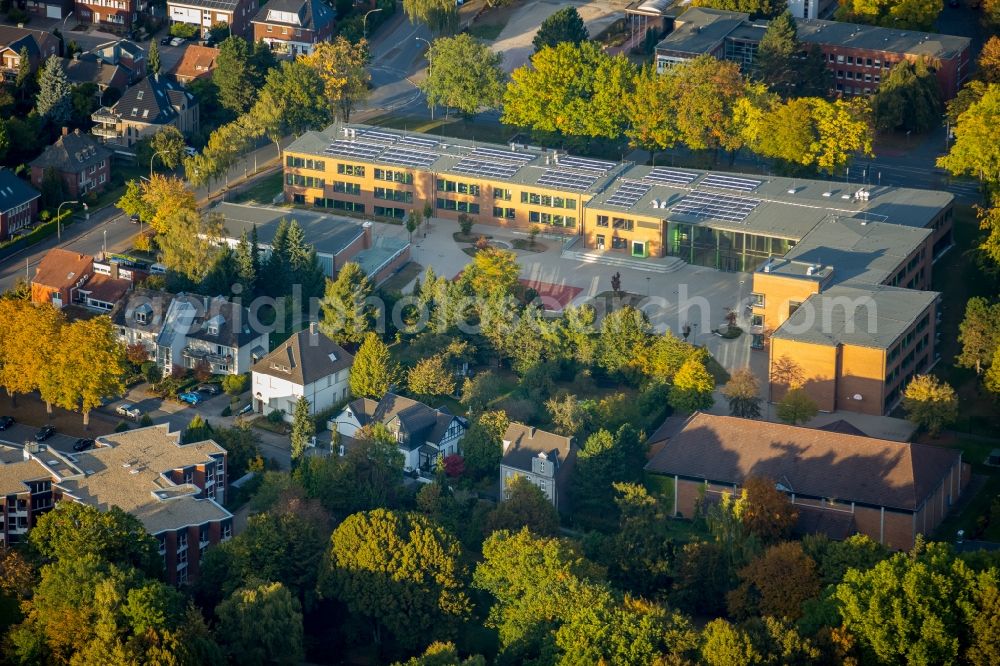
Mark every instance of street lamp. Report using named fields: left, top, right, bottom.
left=415, top=37, right=433, bottom=120
left=56, top=200, right=79, bottom=242
left=150, top=149, right=171, bottom=179
left=363, top=7, right=383, bottom=40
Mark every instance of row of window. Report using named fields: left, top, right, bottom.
left=333, top=181, right=361, bottom=195
left=286, top=156, right=326, bottom=170
left=374, top=187, right=413, bottom=203
left=436, top=198, right=480, bottom=214
left=828, top=53, right=893, bottom=69
left=337, top=163, right=365, bottom=177
left=528, top=211, right=576, bottom=227
left=494, top=206, right=516, bottom=219
left=307, top=195, right=365, bottom=213
left=374, top=168, right=414, bottom=184
left=836, top=70, right=881, bottom=84
left=836, top=84, right=871, bottom=95
left=520, top=192, right=576, bottom=209
left=437, top=179, right=481, bottom=196
left=595, top=215, right=634, bottom=231
left=494, top=187, right=512, bottom=201
left=286, top=174, right=325, bottom=188
left=374, top=206, right=406, bottom=219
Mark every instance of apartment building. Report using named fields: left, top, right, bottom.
left=92, top=75, right=199, bottom=153
left=1, top=426, right=231, bottom=584
left=645, top=413, right=968, bottom=550
left=654, top=7, right=971, bottom=99
left=252, top=0, right=337, bottom=56
left=167, top=0, right=257, bottom=39
left=76, top=0, right=152, bottom=31
left=30, top=128, right=113, bottom=198
left=0, top=169, right=40, bottom=242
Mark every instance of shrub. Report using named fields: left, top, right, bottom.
left=221, top=405, right=232, bottom=417
left=458, top=213, right=473, bottom=235
left=114, top=421, right=130, bottom=432
left=267, top=409, right=285, bottom=424
left=141, top=361, right=161, bottom=384
left=139, top=414, right=153, bottom=427
left=222, top=373, right=249, bottom=395
left=169, top=22, right=198, bottom=38
left=193, top=359, right=212, bottom=382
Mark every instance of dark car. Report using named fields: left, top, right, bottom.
left=129, top=213, right=140, bottom=224
left=34, top=425, right=56, bottom=442
left=197, top=383, right=221, bottom=395
left=0, top=416, right=13, bottom=430
left=73, top=438, right=95, bottom=452
left=160, top=36, right=171, bottom=46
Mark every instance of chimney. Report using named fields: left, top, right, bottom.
left=62, top=126, right=70, bottom=136
left=309, top=321, right=318, bottom=336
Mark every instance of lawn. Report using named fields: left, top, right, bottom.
left=368, top=114, right=514, bottom=146
left=230, top=171, right=285, bottom=204
left=465, top=0, right=517, bottom=41
left=467, top=22, right=506, bottom=40
left=379, top=261, right=423, bottom=294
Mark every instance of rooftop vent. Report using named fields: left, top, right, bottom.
left=822, top=190, right=832, bottom=197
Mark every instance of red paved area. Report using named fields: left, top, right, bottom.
left=520, top=278, right=581, bottom=311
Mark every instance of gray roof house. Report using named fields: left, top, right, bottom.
left=501, top=423, right=577, bottom=510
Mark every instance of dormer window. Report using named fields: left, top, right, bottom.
left=206, top=314, right=224, bottom=336
left=136, top=90, right=144, bottom=100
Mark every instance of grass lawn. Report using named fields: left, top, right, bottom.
left=368, top=114, right=513, bottom=146
left=512, top=238, right=547, bottom=252
left=230, top=172, right=284, bottom=204
left=465, top=0, right=517, bottom=41
left=467, top=22, right=506, bottom=40
left=252, top=415, right=289, bottom=435
left=379, top=261, right=423, bottom=294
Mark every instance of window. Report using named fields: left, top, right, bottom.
left=332, top=181, right=360, bottom=195
left=866, top=57, right=873, bottom=67
left=493, top=206, right=515, bottom=219
left=611, top=237, right=627, bottom=250
left=612, top=217, right=634, bottom=231
left=837, top=70, right=844, bottom=79
left=287, top=174, right=326, bottom=188
left=374, top=206, right=406, bottom=219
left=750, top=292, right=764, bottom=307
left=788, top=301, right=802, bottom=317
left=836, top=54, right=844, bottom=63
left=493, top=186, right=511, bottom=200
left=865, top=73, right=872, bottom=82
left=337, top=163, right=365, bottom=177
left=374, top=168, right=413, bottom=184
left=751, top=313, right=764, bottom=327
left=596, top=215, right=609, bottom=227
left=314, top=198, right=364, bottom=213
left=874, top=59, right=881, bottom=68
left=374, top=187, right=413, bottom=203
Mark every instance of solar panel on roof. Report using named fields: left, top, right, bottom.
left=357, top=129, right=400, bottom=144
left=700, top=174, right=762, bottom=192
left=452, top=158, right=520, bottom=179
left=379, top=147, right=438, bottom=168
left=556, top=155, right=616, bottom=173
left=644, top=168, right=698, bottom=186
left=670, top=190, right=761, bottom=223
left=536, top=169, right=598, bottom=191
left=472, top=147, right=534, bottom=163
left=605, top=181, right=652, bottom=208
left=399, top=135, right=439, bottom=148
left=323, top=140, right=383, bottom=160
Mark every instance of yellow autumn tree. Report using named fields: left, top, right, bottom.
left=302, top=37, right=371, bottom=123
left=53, top=317, right=127, bottom=427
left=0, top=301, right=66, bottom=410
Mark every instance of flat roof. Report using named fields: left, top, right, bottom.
left=213, top=202, right=366, bottom=258
left=774, top=217, right=931, bottom=285
left=770, top=282, right=938, bottom=349
left=286, top=123, right=627, bottom=194
left=796, top=17, right=971, bottom=60
left=585, top=164, right=952, bottom=241
left=654, top=7, right=748, bottom=55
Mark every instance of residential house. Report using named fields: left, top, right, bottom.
left=644, top=412, right=969, bottom=550
left=654, top=7, right=970, bottom=99
left=75, top=0, right=153, bottom=32
left=500, top=423, right=576, bottom=510
left=31, top=248, right=132, bottom=311
left=65, top=56, right=133, bottom=99
left=110, top=289, right=269, bottom=375
left=252, top=0, right=337, bottom=56
left=0, top=26, right=60, bottom=81
left=332, top=393, right=466, bottom=473
left=251, top=323, right=353, bottom=422
left=168, top=0, right=257, bottom=39
left=30, top=128, right=113, bottom=198
left=92, top=74, right=199, bottom=153
left=170, top=44, right=219, bottom=84
left=25, top=0, right=74, bottom=19
left=91, top=39, right=147, bottom=84
left=3, top=425, right=233, bottom=584
left=0, top=170, right=41, bottom=242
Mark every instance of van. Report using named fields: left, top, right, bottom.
left=150, top=263, right=167, bottom=275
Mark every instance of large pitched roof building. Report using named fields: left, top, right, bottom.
left=30, top=128, right=113, bottom=198
left=501, top=423, right=577, bottom=510
left=0, top=169, right=40, bottom=242
left=645, top=412, right=968, bottom=550
left=91, top=75, right=199, bottom=152
left=252, top=0, right=337, bottom=56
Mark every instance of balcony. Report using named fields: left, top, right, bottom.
left=91, top=109, right=119, bottom=124
left=92, top=125, right=120, bottom=139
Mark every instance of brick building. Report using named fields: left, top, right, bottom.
left=645, top=413, right=969, bottom=550
left=252, top=0, right=337, bottom=56
left=170, top=44, right=220, bottom=84
left=654, top=7, right=971, bottom=99
left=92, top=75, right=199, bottom=153
left=30, top=128, right=113, bottom=199
left=0, top=169, right=41, bottom=242
left=1, top=425, right=232, bottom=584
left=75, top=0, right=152, bottom=32
left=167, top=0, right=257, bottom=40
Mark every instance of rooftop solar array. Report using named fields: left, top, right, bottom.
left=644, top=168, right=698, bottom=187
left=356, top=129, right=400, bottom=144
left=378, top=147, right=438, bottom=168
left=452, top=158, right=520, bottom=180
left=399, top=135, right=439, bottom=148
left=700, top=174, right=762, bottom=192
left=323, top=140, right=383, bottom=160
left=670, top=190, right=761, bottom=222
left=556, top=156, right=616, bottom=173
left=605, top=180, right=652, bottom=208
left=472, top=147, right=535, bottom=163
left=537, top=169, right=598, bottom=191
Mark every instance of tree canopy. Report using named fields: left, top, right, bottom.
left=873, top=58, right=942, bottom=133
left=938, top=83, right=1000, bottom=183
left=532, top=7, right=589, bottom=52
left=420, top=34, right=506, bottom=117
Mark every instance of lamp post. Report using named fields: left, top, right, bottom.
left=56, top=200, right=79, bottom=242
left=415, top=37, right=433, bottom=120
left=103, top=228, right=108, bottom=258
left=150, top=149, right=171, bottom=179
left=363, top=7, right=383, bottom=40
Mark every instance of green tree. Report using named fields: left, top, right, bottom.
left=692, top=0, right=784, bottom=17
left=319, top=509, right=471, bottom=649
left=902, top=374, right=958, bottom=436
left=572, top=425, right=647, bottom=519
left=489, top=475, right=560, bottom=536
left=462, top=246, right=520, bottom=298
left=214, top=36, right=258, bottom=114
left=461, top=410, right=509, bottom=478
left=599, top=482, right=675, bottom=596
left=407, top=354, right=457, bottom=400
left=320, top=261, right=374, bottom=345
left=754, top=11, right=798, bottom=95
left=216, top=582, right=304, bottom=666
left=665, top=54, right=748, bottom=156
left=721, top=367, right=761, bottom=418
left=234, top=226, right=260, bottom=297
left=53, top=317, right=128, bottom=428
left=596, top=306, right=652, bottom=382
left=545, top=392, right=584, bottom=436
left=668, top=356, right=715, bottom=412
left=776, top=387, right=817, bottom=425
left=36, top=55, right=73, bottom=125
left=147, top=40, right=161, bottom=76
left=39, top=166, right=67, bottom=210
left=302, top=37, right=370, bottom=123
left=835, top=0, right=941, bottom=30
left=873, top=58, right=942, bottom=133
left=156, top=209, right=224, bottom=281
left=421, top=33, right=506, bottom=117
left=29, top=503, right=160, bottom=575
left=148, top=125, right=186, bottom=170
left=290, top=396, right=314, bottom=464
left=405, top=209, right=419, bottom=241
left=532, top=7, right=589, bottom=52
left=250, top=59, right=330, bottom=145
left=402, top=0, right=457, bottom=34
left=460, top=370, right=502, bottom=413
left=956, top=297, right=1000, bottom=375
left=349, top=332, right=402, bottom=398
left=394, top=642, right=486, bottom=666
left=15, top=46, right=33, bottom=101
left=937, top=83, right=1000, bottom=182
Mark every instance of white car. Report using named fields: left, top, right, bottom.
left=116, top=404, right=141, bottom=420
left=170, top=37, right=185, bottom=47
left=184, top=146, right=197, bottom=157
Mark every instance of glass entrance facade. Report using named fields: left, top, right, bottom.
left=667, top=222, right=796, bottom=272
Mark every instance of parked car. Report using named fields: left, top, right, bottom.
left=238, top=403, right=253, bottom=415
left=178, top=392, right=202, bottom=406
left=160, top=36, right=171, bottom=46
left=116, top=404, right=142, bottom=420
left=170, top=37, right=185, bottom=47
left=129, top=214, right=140, bottom=224
left=197, top=383, right=221, bottom=395
left=34, top=425, right=56, bottom=442
left=73, top=438, right=95, bottom=452
left=184, top=146, right=197, bottom=157
left=0, top=416, right=13, bottom=430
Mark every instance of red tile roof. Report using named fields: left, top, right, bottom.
left=32, top=249, right=93, bottom=290
left=170, top=45, right=219, bottom=82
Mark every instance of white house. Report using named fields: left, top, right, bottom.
left=500, top=423, right=577, bottom=510
left=251, top=323, right=353, bottom=422
left=332, top=393, right=466, bottom=474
